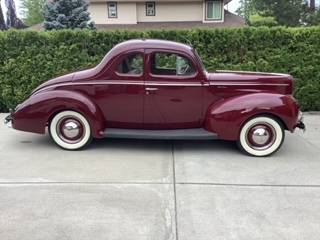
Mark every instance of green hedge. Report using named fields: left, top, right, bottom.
left=1, top=27, right=320, bottom=112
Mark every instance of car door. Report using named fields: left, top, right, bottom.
left=143, top=49, right=204, bottom=129
left=95, top=50, right=145, bottom=129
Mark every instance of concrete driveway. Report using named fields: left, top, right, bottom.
left=0, top=113, right=319, bottom=240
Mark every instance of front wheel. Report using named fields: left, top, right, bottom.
left=49, top=110, right=92, bottom=150
left=237, top=116, right=285, bottom=157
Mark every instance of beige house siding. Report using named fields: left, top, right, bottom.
left=89, top=2, right=137, bottom=24
left=136, top=2, right=203, bottom=22
left=88, top=0, right=245, bottom=27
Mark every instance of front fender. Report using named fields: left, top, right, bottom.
left=204, top=93, right=299, bottom=141
left=12, top=90, right=105, bottom=138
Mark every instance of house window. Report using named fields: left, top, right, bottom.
left=205, top=0, right=223, bottom=20
left=146, top=2, right=155, bottom=16
left=108, top=2, right=117, bottom=18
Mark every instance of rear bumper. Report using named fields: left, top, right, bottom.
left=295, top=111, right=306, bottom=131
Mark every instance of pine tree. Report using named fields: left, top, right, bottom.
left=0, top=0, right=7, bottom=30
left=43, top=0, right=95, bottom=30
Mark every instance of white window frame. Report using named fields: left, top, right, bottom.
left=146, top=2, right=156, bottom=16
left=108, top=2, right=117, bottom=18
left=204, top=0, right=223, bottom=22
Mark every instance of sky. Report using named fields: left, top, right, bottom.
left=1, top=0, right=241, bottom=18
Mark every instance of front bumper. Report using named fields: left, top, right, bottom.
left=296, top=111, right=306, bottom=132
left=4, top=111, right=13, bottom=128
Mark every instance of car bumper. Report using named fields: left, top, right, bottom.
left=4, top=111, right=13, bottom=128
left=295, top=111, right=306, bottom=132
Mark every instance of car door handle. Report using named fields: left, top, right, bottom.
left=145, top=87, right=158, bottom=91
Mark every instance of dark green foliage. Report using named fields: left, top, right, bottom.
left=254, top=0, right=308, bottom=26
left=0, top=27, right=320, bottom=112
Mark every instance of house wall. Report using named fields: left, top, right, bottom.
left=89, top=2, right=137, bottom=24
left=89, top=1, right=226, bottom=25
left=136, top=2, right=203, bottom=22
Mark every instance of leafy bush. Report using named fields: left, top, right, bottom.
left=0, top=27, right=320, bottom=111
left=249, top=14, right=278, bottom=27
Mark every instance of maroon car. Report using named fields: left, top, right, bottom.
left=4, top=39, right=305, bottom=156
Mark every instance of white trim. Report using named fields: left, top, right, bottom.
left=203, top=0, right=224, bottom=23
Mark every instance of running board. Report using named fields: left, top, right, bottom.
left=103, top=128, right=217, bottom=140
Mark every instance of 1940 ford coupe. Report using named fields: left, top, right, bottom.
left=4, top=39, right=305, bottom=156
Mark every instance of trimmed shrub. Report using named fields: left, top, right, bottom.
left=249, top=14, right=278, bottom=27
left=0, top=27, right=320, bottom=111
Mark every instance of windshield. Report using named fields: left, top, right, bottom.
left=193, top=49, right=207, bottom=73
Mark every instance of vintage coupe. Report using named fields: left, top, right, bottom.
left=5, top=39, right=305, bottom=156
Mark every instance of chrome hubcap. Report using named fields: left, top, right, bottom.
left=57, top=117, right=85, bottom=144
left=62, top=121, right=81, bottom=139
left=246, top=123, right=276, bottom=150
left=252, top=128, right=270, bottom=145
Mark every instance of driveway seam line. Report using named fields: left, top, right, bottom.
left=171, top=141, right=179, bottom=240
left=1, top=182, right=320, bottom=188
left=176, top=182, right=320, bottom=188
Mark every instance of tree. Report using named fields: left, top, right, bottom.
left=5, top=0, right=26, bottom=28
left=310, top=0, right=316, bottom=11
left=236, top=0, right=256, bottom=24
left=0, top=0, right=7, bottom=30
left=43, top=0, right=95, bottom=30
left=21, top=0, right=45, bottom=26
left=254, top=0, right=308, bottom=26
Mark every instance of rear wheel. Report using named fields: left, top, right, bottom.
left=237, top=116, right=285, bottom=157
left=49, top=110, right=92, bottom=150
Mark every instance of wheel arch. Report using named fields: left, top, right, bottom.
left=12, top=90, right=106, bottom=138
left=204, top=93, right=299, bottom=141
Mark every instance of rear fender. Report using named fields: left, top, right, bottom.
left=12, top=90, right=105, bottom=138
left=204, top=93, right=299, bottom=141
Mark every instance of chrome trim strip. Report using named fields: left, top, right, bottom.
left=215, top=70, right=290, bottom=77
left=37, top=80, right=289, bottom=93
left=210, top=83, right=290, bottom=87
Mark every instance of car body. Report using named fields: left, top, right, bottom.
left=5, top=39, right=305, bottom=156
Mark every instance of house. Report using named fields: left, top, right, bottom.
left=88, top=0, right=245, bottom=29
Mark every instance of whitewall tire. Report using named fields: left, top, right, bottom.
left=49, top=111, right=92, bottom=150
left=237, top=116, right=285, bottom=157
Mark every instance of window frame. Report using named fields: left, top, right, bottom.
left=145, top=2, right=156, bottom=16
left=114, top=51, right=145, bottom=77
left=149, top=51, right=198, bottom=79
left=108, top=2, right=118, bottom=19
left=205, top=0, right=223, bottom=21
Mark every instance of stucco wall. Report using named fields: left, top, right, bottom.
left=89, top=2, right=137, bottom=24
left=136, top=2, right=203, bottom=22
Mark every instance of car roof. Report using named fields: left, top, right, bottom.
left=114, top=39, right=193, bottom=52
left=95, top=39, right=195, bottom=72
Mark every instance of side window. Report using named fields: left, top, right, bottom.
left=151, top=52, right=196, bottom=76
left=116, top=53, right=143, bottom=75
